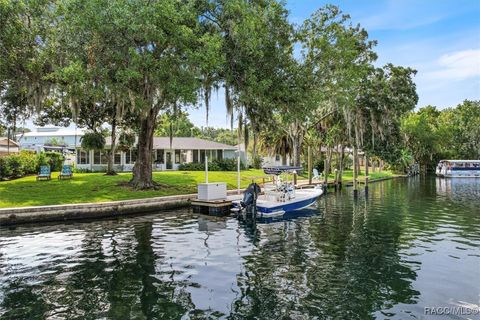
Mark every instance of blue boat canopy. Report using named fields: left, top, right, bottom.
left=263, top=166, right=303, bottom=175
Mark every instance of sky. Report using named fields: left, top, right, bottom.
left=187, top=0, right=480, bottom=129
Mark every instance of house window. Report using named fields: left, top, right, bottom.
left=155, top=149, right=164, bottom=164
left=275, top=154, right=280, bottom=161
left=193, top=150, right=199, bottom=163
left=114, top=152, right=122, bottom=165
left=77, top=150, right=89, bottom=164
left=200, top=150, right=206, bottom=163
left=209, top=150, right=217, bottom=161
left=93, top=150, right=108, bottom=164
left=126, top=149, right=137, bottom=164
left=175, top=150, right=180, bottom=163
left=217, top=149, right=223, bottom=159
left=181, top=150, right=188, bottom=163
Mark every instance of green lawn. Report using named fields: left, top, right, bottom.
left=317, top=169, right=399, bottom=183
left=0, top=169, right=398, bottom=208
left=0, top=170, right=267, bottom=208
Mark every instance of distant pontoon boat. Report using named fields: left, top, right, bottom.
left=436, top=160, right=480, bottom=178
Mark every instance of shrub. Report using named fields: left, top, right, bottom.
left=0, top=157, right=13, bottom=179
left=7, top=155, right=24, bottom=178
left=73, top=167, right=91, bottom=173
left=251, top=155, right=262, bottom=169
left=18, top=151, right=38, bottom=174
left=314, top=159, right=324, bottom=173
left=178, top=162, right=205, bottom=171
left=0, top=151, right=40, bottom=179
left=44, top=152, right=64, bottom=171
left=343, top=156, right=353, bottom=170
left=178, top=158, right=246, bottom=171
left=214, top=158, right=246, bottom=171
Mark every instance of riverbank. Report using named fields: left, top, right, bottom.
left=0, top=169, right=398, bottom=209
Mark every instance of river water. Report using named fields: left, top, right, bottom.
left=0, top=177, right=479, bottom=319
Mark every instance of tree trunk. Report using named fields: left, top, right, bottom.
left=336, top=144, right=345, bottom=187
left=12, top=114, right=17, bottom=142
left=106, top=117, right=117, bottom=175
left=323, top=146, right=333, bottom=185
left=334, top=146, right=340, bottom=186
left=288, top=121, right=304, bottom=167
left=130, top=109, right=157, bottom=189
left=252, top=131, right=258, bottom=161
left=292, top=137, right=300, bottom=167
left=281, top=154, right=287, bottom=166
left=353, top=146, right=358, bottom=194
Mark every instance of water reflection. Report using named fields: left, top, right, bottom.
left=436, top=177, right=480, bottom=203
left=0, top=177, right=479, bottom=319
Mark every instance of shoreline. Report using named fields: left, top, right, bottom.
left=0, top=175, right=404, bottom=226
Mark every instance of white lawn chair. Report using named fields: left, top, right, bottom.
left=312, top=168, right=321, bottom=181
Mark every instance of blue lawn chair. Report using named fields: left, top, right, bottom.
left=37, top=165, right=51, bottom=181
left=58, top=165, right=73, bottom=180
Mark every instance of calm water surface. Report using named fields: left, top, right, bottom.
left=1, top=177, right=479, bottom=319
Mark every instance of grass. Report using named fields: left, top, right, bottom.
left=0, top=170, right=266, bottom=208
left=315, top=169, right=399, bottom=183
left=0, top=169, right=398, bottom=208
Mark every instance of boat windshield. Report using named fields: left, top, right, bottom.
left=263, top=166, right=303, bottom=176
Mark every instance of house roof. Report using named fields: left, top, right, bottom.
left=0, top=137, right=20, bottom=147
left=19, top=129, right=85, bottom=137
left=104, top=136, right=237, bottom=150
left=153, top=137, right=236, bottom=150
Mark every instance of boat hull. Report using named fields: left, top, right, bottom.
left=436, top=160, right=480, bottom=178
left=436, top=169, right=480, bottom=178
left=232, top=188, right=323, bottom=217
left=258, top=192, right=320, bottom=214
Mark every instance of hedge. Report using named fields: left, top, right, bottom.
left=0, top=151, right=65, bottom=180
left=178, top=158, right=246, bottom=171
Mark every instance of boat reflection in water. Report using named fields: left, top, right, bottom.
left=436, top=176, right=480, bottom=202
left=254, top=207, right=321, bottom=224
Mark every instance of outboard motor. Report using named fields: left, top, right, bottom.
left=240, top=183, right=261, bottom=217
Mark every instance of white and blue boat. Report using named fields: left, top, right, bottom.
left=232, top=166, right=324, bottom=218
left=436, top=160, right=480, bottom=178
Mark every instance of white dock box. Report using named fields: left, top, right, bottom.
left=197, top=183, right=227, bottom=201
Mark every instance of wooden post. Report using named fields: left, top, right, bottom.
left=7, top=127, right=10, bottom=154
left=237, top=151, right=241, bottom=194
left=308, top=145, right=312, bottom=185
left=353, top=146, right=358, bottom=197
left=365, top=155, right=369, bottom=194
left=205, top=155, right=209, bottom=183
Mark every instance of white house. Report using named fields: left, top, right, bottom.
left=76, top=137, right=238, bottom=172
left=17, top=126, right=84, bottom=152
left=17, top=127, right=239, bottom=171
left=235, top=143, right=291, bottom=167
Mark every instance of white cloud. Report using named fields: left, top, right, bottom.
left=428, top=49, right=480, bottom=80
